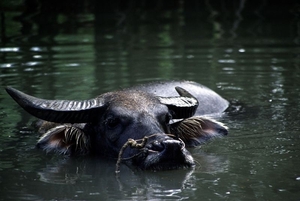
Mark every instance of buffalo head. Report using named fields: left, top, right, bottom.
left=6, top=84, right=228, bottom=171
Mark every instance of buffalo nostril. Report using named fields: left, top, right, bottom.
left=163, top=139, right=182, bottom=150
left=160, top=139, right=185, bottom=157
left=150, top=139, right=183, bottom=152
left=147, top=139, right=186, bottom=155
left=148, top=140, right=164, bottom=152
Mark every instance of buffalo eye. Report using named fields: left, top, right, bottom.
left=105, top=116, right=120, bottom=129
left=165, top=113, right=172, bottom=124
left=160, top=113, right=172, bottom=133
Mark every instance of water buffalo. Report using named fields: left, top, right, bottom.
left=5, top=80, right=229, bottom=171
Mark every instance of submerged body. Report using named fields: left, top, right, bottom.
left=6, top=80, right=229, bottom=171
left=131, top=80, right=228, bottom=115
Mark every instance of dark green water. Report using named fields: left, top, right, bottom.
left=1, top=1, right=300, bottom=200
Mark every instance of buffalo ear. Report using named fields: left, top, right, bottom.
left=34, top=120, right=61, bottom=134
left=36, top=125, right=90, bottom=156
left=170, top=116, right=228, bottom=147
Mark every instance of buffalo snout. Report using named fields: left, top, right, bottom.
left=128, top=134, right=195, bottom=171
left=146, top=138, right=184, bottom=156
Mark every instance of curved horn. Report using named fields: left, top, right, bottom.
left=5, top=87, right=106, bottom=123
left=158, top=87, right=199, bottom=119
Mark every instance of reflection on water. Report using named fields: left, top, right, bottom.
left=32, top=158, right=198, bottom=200
left=1, top=0, right=300, bottom=200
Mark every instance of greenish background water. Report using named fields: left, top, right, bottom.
left=0, top=0, right=300, bottom=200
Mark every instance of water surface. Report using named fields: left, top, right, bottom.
left=1, top=1, right=300, bottom=200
